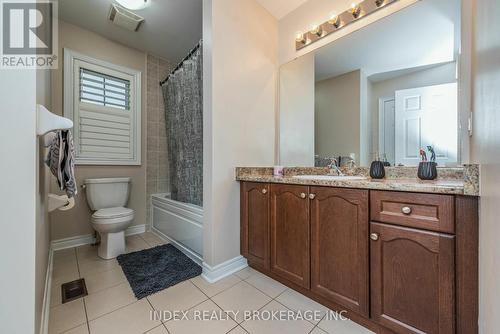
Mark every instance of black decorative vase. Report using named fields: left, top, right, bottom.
left=370, top=161, right=385, bottom=179
left=418, top=162, right=438, bottom=180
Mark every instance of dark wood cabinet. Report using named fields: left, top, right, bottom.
left=370, top=222, right=455, bottom=334
left=310, top=187, right=369, bottom=316
left=270, top=184, right=310, bottom=288
left=240, top=181, right=478, bottom=334
left=240, top=182, right=270, bottom=270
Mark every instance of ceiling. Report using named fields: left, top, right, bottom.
left=59, top=0, right=202, bottom=63
left=314, top=0, right=460, bottom=81
left=255, top=0, right=309, bottom=19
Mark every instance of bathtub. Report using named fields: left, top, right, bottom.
left=151, top=193, right=203, bottom=264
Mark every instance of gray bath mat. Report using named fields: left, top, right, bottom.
left=117, top=244, right=202, bottom=299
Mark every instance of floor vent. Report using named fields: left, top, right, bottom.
left=61, top=279, right=88, bottom=304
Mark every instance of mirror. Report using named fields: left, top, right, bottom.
left=279, top=0, right=461, bottom=167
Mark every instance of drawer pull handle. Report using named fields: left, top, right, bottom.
left=370, top=233, right=379, bottom=241
left=300, top=192, right=307, bottom=199
left=261, top=188, right=268, bottom=194
left=401, top=206, right=412, bottom=215
left=309, top=193, right=316, bottom=200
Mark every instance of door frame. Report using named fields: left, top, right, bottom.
left=378, top=96, right=395, bottom=163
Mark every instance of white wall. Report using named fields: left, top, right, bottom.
left=0, top=70, right=37, bottom=334
left=279, top=53, right=315, bottom=166
left=203, top=0, right=278, bottom=267
left=471, top=0, right=500, bottom=332
left=35, top=69, right=51, bottom=334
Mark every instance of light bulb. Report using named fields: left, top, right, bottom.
left=328, top=12, right=341, bottom=28
left=295, top=32, right=306, bottom=44
left=350, top=2, right=362, bottom=18
left=310, top=24, right=322, bottom=37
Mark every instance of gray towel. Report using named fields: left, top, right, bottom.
left=46, top=130, right=77, bottom=198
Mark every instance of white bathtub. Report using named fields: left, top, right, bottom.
left=151, top=193, right=203, bottom=264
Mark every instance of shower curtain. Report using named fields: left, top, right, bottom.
left=161, top=43, right=203, bottom=206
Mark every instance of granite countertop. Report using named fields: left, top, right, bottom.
left=235, top=165, right=480, bottom=196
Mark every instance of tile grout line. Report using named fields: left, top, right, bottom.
left=74, top=246, right=92, bottom=333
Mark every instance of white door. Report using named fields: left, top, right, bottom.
left=379, top=98, right=395, bottom=165
left=395, top=83, right=458, bottom=166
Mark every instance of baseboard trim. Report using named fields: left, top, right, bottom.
left=151, top=227, right=203, bottom=265
left=39, top=247, right=54, bottom=334
left=51, top=224, right=147, bottom=250
left=125, top=224, right=146, bottom=236
left=201, top=256, right=248, bottom=283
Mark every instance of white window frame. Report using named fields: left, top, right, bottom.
left=63, top=48, right=141, bottom=165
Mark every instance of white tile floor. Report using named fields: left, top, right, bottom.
left=48, top=232, right=373, bottom=334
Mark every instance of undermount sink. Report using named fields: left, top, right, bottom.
left=292, top=175, right=367, bottom=181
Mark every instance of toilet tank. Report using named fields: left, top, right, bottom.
left=84, top=178, right=131, bottom=210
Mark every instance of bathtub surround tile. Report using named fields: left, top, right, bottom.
left=158, top=179, right=169, bottom=193
left=48, top=299, right=86, bottom=334
left=88, top=299, right=160, bottom=334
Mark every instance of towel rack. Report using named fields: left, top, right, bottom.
left=36, top=104, right=73, bottom=136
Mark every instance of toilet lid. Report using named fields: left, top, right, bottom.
left=93, top=207, right=134, bottom=219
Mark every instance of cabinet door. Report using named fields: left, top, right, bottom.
left=371, top=222, right=455, bottom=334
left=240, top=182, right=270, bottom=270
left=310, top=187, right=369, bottom=316
left=270, top=184, right=310, bottom=288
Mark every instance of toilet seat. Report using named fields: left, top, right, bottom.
left=93, top=207, right=134, bottom=219
left=91, top=207, right=135, bottom=226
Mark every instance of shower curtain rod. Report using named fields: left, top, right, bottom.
left=159, top=41, right=202, bottom=86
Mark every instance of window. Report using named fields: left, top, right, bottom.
left=79, top=68, right=130, bottom=110
left=64, top=49, right=141, bottom=165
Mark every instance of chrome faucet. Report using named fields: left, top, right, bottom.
left=327, top=158, right=344, bottom=176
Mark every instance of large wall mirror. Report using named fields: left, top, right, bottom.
left=279, top=0, right=463, bottom=167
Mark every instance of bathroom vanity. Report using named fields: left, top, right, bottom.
left=237, top=167, right=479, bottom=334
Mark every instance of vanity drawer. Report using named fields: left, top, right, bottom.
left=370, top=191, right=454, bottom=233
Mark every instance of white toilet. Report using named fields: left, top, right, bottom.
left=84, top=177, right=135, bottom=259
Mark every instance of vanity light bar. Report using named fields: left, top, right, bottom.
left=295, top=0, right=399, bottom=50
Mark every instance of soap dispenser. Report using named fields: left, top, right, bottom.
left=370, top=153, right=385, bottom=179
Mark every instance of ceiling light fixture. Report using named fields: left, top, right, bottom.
left=115, top=0, right=149, bottom=11
left=295, top=0, right=405, bottom=51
